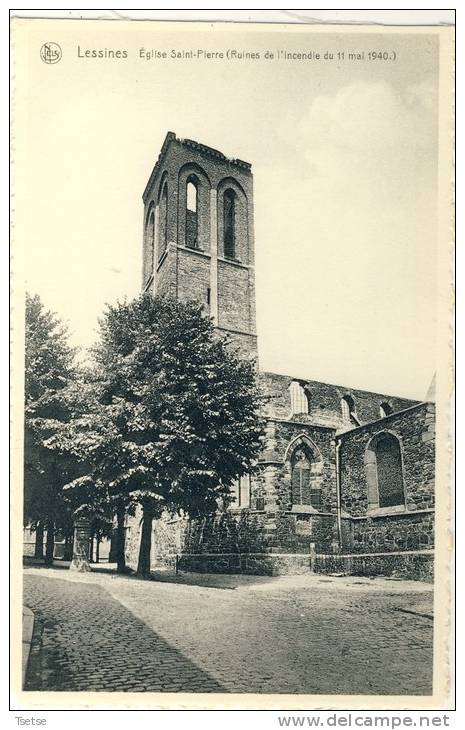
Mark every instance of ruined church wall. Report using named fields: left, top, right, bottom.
left=259, top=371, right=418, bottom=431
left=239, top=419, right=339, bottom=556
left=339, top=402, right=435, bottom=516
left=338, top=402, right=435, bottom=557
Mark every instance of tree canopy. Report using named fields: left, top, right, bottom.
left=24, top=293, right=78, bottom=562
left=53, top=294, right=264, bottom=574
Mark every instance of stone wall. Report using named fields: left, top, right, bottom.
left=248, top=418, right=339, bottom=554
left=177, top=246, right=211, bottom=307
left=259, top=371, right=417, bottom=431
left=215, top=329, right=258, bottom=362
left=178, top=552, right=313, bottom=576
left=313, top=550, right=434, bottom=583
left=339, top=402, right=435, bottom=517
left=153, top=243, right=177, bottom=298
left=185, top=511, right=267, bottom=554
left=217, top=259, right=252, bottom=334
left=259, top=419, right=337, bottom=511
left=347, top=511, right=434, bottom=553
left=338, top=402, right=435, bottom=555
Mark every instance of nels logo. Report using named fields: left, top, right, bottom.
left=40, top=42, right=62, bottom=64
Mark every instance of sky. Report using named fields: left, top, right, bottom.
left=16, top=22, right=440, bottom=399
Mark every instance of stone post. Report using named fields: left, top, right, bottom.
left=70, top=519, right=91, bottom=572
left=309, top=541, right=316, bottom=572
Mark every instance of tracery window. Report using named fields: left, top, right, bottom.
left=291, top=448, right=321, bottom=508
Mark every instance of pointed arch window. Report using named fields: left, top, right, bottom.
left=186, top=177, right=198, bottom=249
left=291, top=447, right=322, bottom=508
left=223, top=189, right=236, bottom=259
left=158, top=182, right=168, bottom=260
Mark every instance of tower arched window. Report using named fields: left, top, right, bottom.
left=223, top=189, right=236, bottom=259
left=147, top=209, right=155, bottom=277
left=158, top=182, right=168, bottom=260
left=186, top=177, right=198, bottom=249
left=366, top=432, right=405, bottom=509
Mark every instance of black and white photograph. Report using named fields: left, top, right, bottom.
left=11, top=13, right=454, bottom=712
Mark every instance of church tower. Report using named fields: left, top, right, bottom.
left=141, top=132, right=257, bottom=360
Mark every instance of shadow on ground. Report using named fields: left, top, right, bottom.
left=23, top=556, right=280, bottom=590
left=24, top=573, right=226, bottom=693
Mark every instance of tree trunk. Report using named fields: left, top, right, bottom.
left=116, top=505, right=127, bottom=574
left=34, top=523, right=44, bottom=559
left=137, top=503, right=154, bottom=577
left=89, top=535, right=94, bottom=563
left=44, top=520, right=54, bottom=566
left=95, top=533, right=100, bottom=564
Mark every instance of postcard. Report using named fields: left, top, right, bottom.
left=10, top=17, right=454, bottom=711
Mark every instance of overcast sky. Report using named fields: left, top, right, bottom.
left=18, top=23, right=439, bottom=399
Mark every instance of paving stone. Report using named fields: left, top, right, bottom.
left=23, top=573, right=223, bottom=693
left=23, top=567, right=433, bottom=695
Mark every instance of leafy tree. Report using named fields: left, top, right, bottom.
left=55, top=294, right=264, bottom=576
left=24, top=293, right=78, bottom=565
left=48, top=376, right=136, bottom=573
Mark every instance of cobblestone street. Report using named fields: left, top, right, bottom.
left=23, top=566, right=433, bottom=695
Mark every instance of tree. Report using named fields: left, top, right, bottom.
left=57, top=294, right=264, bottom=577
left=48, top=376, right=136, bottom=573
left=24, top=293, right=77, bottom=565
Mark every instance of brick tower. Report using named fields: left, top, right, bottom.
left=141, top=132, right=257, bottom=360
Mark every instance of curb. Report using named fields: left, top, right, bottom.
left=22, top=606, right=35, bottom=688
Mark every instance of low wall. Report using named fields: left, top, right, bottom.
left=313, top=549, right=434, bottom=582
left=178, top=552, right=312, bottom=576
left=348, top=511, right=434, bottom=554
left=177, top=548, right=433, bottom=581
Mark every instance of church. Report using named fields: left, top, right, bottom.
left=125, top=132, right=435, bottom=581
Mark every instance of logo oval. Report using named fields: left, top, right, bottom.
left=40, top=43, right=62, bottom=64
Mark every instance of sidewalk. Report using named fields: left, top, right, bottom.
left=22, top=606, right=34, bottom=688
